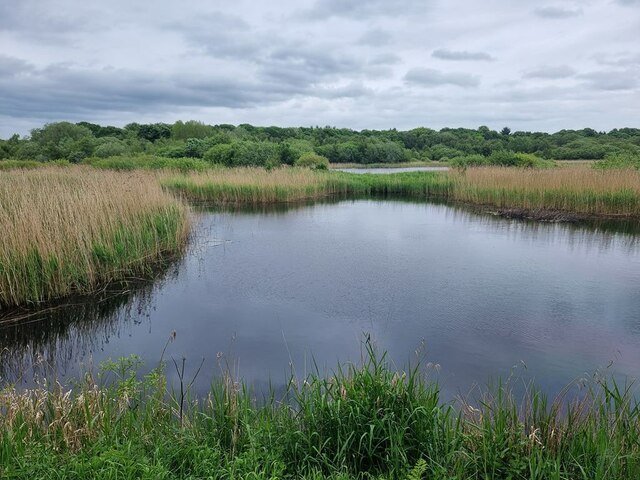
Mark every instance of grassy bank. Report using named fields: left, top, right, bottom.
left=160, top=168, right=455, bottom=204
left=1, top=348, right=639, bottom=479
left=0, top=168, right=189, bottom=308
left=161, top=166, right=640, bottom=219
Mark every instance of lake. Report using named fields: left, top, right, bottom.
left=1, top=199, right=639, bottom=399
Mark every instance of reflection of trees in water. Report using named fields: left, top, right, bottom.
left=1, top=200, right=638, bottom=388
left=442, top=204, right=640, bottom=253
left=0, top=263, right=180, bottom=386
left=204, top=198, right=640, bottom=254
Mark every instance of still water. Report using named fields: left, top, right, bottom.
left=1, top=200, right=639, bottom=398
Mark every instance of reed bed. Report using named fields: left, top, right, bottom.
left=452, top=167, right=640, bottom=217
left=162, top=165, right=640, bottom=218
left=0, top=168, right=189, bottom=308
left=1, top=347, right=639, bottom=479
left=161, top=167, right=337, bottom=203
left=161, top=167, right=455, bottom=204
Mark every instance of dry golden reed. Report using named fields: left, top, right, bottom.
left=451, top=166, right=640, bottom=216
left=0, top=167, right=189, bottom=307
left=160, top=167, right=338, bottom=203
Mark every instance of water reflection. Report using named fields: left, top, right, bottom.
left=1, top=200, right=638, bottom=400
left=0, top=266, right=179, bottom=384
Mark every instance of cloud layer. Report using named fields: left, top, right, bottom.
left=0, top=0, right=638, bottom=136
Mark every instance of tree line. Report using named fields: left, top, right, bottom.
left=1, top=120, right=639, bottom=166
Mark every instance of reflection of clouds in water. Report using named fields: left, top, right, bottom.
left=206, top=199, right=640, bottom=255
left=0, top=200, right=638, bottom=401
left=442, top=204, right=640, bottom=254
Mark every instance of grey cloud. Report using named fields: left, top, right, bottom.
left=1, top=0, right=639, bottom=136
left=315, top=82, right=372, bottom=99
left=368, top=53, right=402, bottom=66
left=0, top=1, right=98, bottom=41
left=404, top=68, right=480, bottom=87
left=526, top=65, right=576, bottom=79
left=357, top=29, right=392, bottom=47
left=0, top=64, right=304, bottom=121
left=432, top=49, right=494, bottom=61
left=534, top=6, right=583, bottom=18
left=167, top=13, right=261, bottom=59
left=594, top=52, right=640, bottom=66
left=260, top=46, right=361, bottom=87
left=580, top=70, right=638, bottom=90
left=303, top=0, right=426, bottom=19
left=0, top=56, right=35, bottom=77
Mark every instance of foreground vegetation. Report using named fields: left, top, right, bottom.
left=0, top=168, right=189, bottom=308
left=1, top=347, right=639, bottom=479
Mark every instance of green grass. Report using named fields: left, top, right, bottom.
left=84, top=155, right=212, bottom=172
left=1, top=345, right=639, bottom=479
left=0, top=159, right=70, bottom=170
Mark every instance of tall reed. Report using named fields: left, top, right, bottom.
left=0, top=168, right=189, bottom=307
left=162, top=166, right=640, bottom=218
left=453, top=166, right=640, bottom=216
left=161, top=168, right=455, bottom=204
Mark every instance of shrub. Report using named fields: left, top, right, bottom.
left=204, top=141, right=279, bottom=167
left=449, top=154, right=488, bottom=168
left=593, top=152, right=640, bottom=170
left=94, top=139, right=128, bottom=158
left=204, top=143, right=235, bottom=165
left=450, top=152, right=554, bottom=169
left=294, top=153, right=329, bottom=170
left=428, top=144, right=465, bottom=161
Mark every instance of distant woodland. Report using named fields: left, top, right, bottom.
left=2, top=121, right=639, bottom=166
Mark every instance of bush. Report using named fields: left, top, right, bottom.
left=593, top=152, right=640, bottom=170
left=450, top=152, right=555, bottom=169
left=204, top=143, right=235, bottom=165
left=204, top=141, right=279, bottom=167
left=449, top=154, right=488, bottom=168
left=428, top=144, right=465, bottom=161
left=295, top=153, right=329, bottom=170
left=94, top=139, right=128, bottom=158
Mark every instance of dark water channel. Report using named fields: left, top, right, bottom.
left=2, top=199, right=640, bottom=400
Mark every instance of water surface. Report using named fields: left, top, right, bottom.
left=2, top=200, right=639, bottom=399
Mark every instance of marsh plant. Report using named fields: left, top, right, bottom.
left=1, top=343, right=639, bottom=479
left=0, top=168, right=189, bottom=307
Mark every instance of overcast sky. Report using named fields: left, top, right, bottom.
left=0, top=0, right=639, bottom=137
